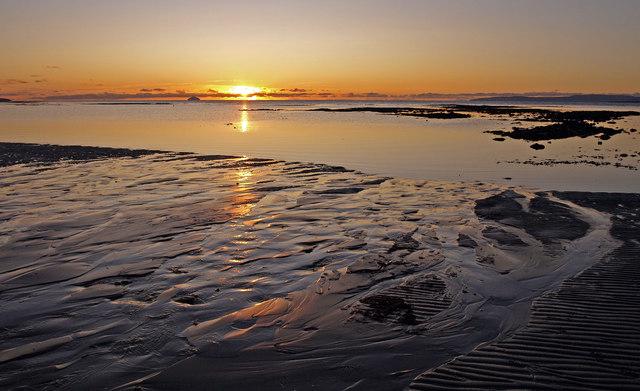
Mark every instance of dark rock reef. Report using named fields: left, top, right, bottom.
left=311, top=104, right=639, bottom=143
left=0, top=142, right=164, bottom=167
left=312, top=106, right=471, bottom=119
left=447, top=104, right=638, bottom=123
left=489, top=121, right=627, bottom=142
left=455, top=104, right=640, bottom=142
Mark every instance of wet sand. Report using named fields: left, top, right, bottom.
left=411, top=192, right=640, bottom=390
left=0, top=143, right=638, bottom=389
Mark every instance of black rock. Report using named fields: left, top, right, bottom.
left=530, top=143, right=545, bottom=150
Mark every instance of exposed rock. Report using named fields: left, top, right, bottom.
left=457, top=233, right=478, bottom=248
left=530, top=143, right=545, bottom=150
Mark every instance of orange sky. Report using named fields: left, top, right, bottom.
left=1, top=0, right=639, bottom=100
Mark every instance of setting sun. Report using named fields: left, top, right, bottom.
left=228, top=86, right=262, bottom=96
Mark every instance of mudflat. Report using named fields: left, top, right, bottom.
left=0, top=143, right=638, bottom=390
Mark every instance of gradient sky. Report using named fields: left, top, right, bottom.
left=1, top=0, right=639, bottom=100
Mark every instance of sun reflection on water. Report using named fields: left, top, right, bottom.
left=238, top=103, right=250, bottom=133
left=240, top=111, right=249, bottom=132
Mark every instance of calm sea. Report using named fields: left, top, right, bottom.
left=1, top=100, right=639, bottom=192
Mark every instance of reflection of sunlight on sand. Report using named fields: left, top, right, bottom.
left=183, top=297, right=291, bottom=342
left=228, top=200, right=255, bottom=217
left=224, top=168, right=257, bottom=218
left=236, top=169, right=253, bottom=186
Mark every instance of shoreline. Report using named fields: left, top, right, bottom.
left=2, top=141, right=640, bottom=194
left=2, top=99, right=640, bottom=193
left=0, top=142, right=639, bottom=389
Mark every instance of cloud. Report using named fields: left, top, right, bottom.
left=279, top=88, right=307, bottom=93
left=45, top=65, right=61, bottom=69
left=41, top=85, right=601, bottom=102
left=35, top=88, right=619, bottom=102
left=43, top=90, right=241, bottom=100
left=403, top=92, right=500, bottom=100
left=42, top=88, right=337, bottom=101
left=139, top=88, right=167, bottom=92
left=2, top=79, right=29, bottom=85
left=342, top=92, right=389, bottom=98
left=0, top=91, right=30, bottom=97
left=400, top=91, right=604, bottom=101
left=40, top=86, right=416, bottom=101
left=34, top=79, right=47, bottom=83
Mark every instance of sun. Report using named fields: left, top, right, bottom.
left=229, top=85, right=262, bottom=96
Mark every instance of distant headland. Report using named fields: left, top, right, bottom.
left=471, top=94, right=640, bottom=104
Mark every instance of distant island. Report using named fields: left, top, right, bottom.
left=186, top=96, right=201, bottom=102
left=471, top=94, right=640, bottom=104
left=0, top=98, right=36, bottom=104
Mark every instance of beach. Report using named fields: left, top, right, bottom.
left=1, top=142, right=638, bottom=389
left=4, top=1, right=640, bottom=388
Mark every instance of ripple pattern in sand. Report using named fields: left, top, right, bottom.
left=410, top=193, right=640, bottom=390
left=0, top=148, right=626, bottom=390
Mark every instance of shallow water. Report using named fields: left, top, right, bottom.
left=0, top=153, right=617, bottom=389
left=1, top=100, right=639, bottom=191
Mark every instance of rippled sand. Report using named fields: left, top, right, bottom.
left=0, top=145, right=636, bottom=390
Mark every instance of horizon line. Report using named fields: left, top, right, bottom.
left=4, top=91, right=640, bottom=103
